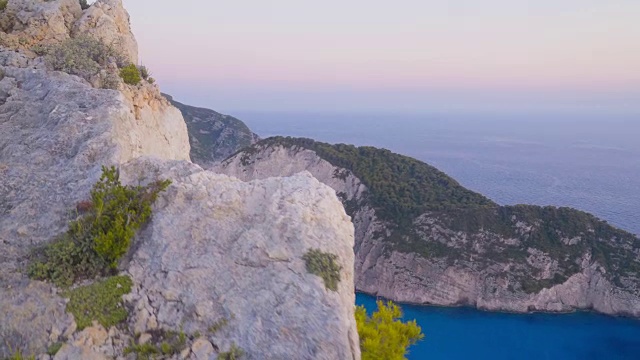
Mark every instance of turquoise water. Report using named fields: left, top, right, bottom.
left=357, top=293, right=640, bottom=360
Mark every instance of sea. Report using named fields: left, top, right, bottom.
left=236, top=111, right=640, bottom=359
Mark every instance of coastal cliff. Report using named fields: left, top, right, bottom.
left=0, top=1, right=360, bottom=359
left=163, top=94, right=259, bottom=167
left=216, top=137, right=640, bottom=317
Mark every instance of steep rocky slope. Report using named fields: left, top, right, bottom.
left=164, top=94, right=259, bottom=167
left=216, top=137, right=640, bottom=317
left=0, top=1, right=360, bottom=359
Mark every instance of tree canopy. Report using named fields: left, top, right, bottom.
left=356, top=300, right=424, bottom=360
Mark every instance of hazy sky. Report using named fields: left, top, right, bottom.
left=125, top=0, right=640, bottom=114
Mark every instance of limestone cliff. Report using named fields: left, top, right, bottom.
left=0, top=1, right=360, bottom=359
left=215, top=137, right=640, bottom=318
left=164, top=94, right=259, bottom=167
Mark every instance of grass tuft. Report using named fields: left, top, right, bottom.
left=65, top=275, right=133, bottom=330
left=303, top=249, right=341, bottom=291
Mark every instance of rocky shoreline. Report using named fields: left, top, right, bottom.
left=217, top=140, right=640, bottom=319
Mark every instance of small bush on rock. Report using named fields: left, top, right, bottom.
left=119, top=64, right=142, bottom=85
left=3, top=348, right=35, bottom=360
left=65, top=275, right=133, bottom=330
left=124, top=330, right=190, bottom=359
left=138, top=65, right=150, bottom=80
left=29, top=166, right=171, bottom=287
left=123, top=343, right=160, bottom=360
left=44, top=35, right=125, bottom=83
left=46, top=343, right=63, bottom=356
left=356, top=300, right=424, bottom=360
left=218, top=344, right=244, bottom=360
left=0, top=0, right=8, bottom=12
left=302, top=249, right=341, bottom=291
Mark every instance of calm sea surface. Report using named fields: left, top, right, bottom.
left=236, top=111, right=640, bottom=360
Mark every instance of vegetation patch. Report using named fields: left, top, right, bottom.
left=79, top=0, right=90, bottom=10
left=0, top=0, right=7, bottom=12
left=218, top=344, right=244, bottom=360
left=120, top=64, right=142, bottom=85
left=356, top=300, right=424, bottom=360
left=28, top=166, right=171, bottom=287
left=207, top=318, right=230, bottom=334
left=46, top=342, right=63, bottom=357
left=123, top=343, right=160, bottom=359
left=124, top=330, right=190, bottom=359
left=41, top=35, right=126, bottom=88
left=303, top=249, right=341, bottom=291
left=248, top=137, right=493, bottom=226
left=138, top=65, right=150, bottom=80
left=2, top=347, right=34, bottom=360
left=65, top=275, right=132, bottom=330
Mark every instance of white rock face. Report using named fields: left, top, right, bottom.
left=215, top=145, right=367, bottom=201
left=1, top=0, right=138, bottom=64
left=0, top=0, right=82, bottom=47
left=121, top=158, right=360, bottom=360
left=0, top=56, right=189, bottom=355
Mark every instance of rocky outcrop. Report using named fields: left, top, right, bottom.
left=165, top=94, right=260, bottom=167
left=0, top=0, right=136, bottom=63
left=0, top=48, right=189, bottom=356
left=215, top=140, right=640, bottom=318
left=1, top=1, right=360, bottom=358
left=0, top=0, right=82, bottom=48
left=121, top=158, right=359, bottom=360
left=72, top=0, right=138, bottom=63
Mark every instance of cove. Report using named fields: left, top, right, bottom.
left=356, top=293, right=640, bottom=360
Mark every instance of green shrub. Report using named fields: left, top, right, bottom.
left=218, top=344, right=244, bottom=360
left=3, top=347, right=35, bottom=360
left=302, top=249, right=341, bottom=291
left=123, top=343, right=160, bottom=360
left=44, top=35, right=126, bottom=85
left=0, top=0, right=7, bottom=12
left=160, top=342, right=172, bottom=355
left=356, top=300, right=424, bottom=360
left=138, top=65, right=150, bottom=80
left=79, top=0, right=90, bottom=10
left=46, top=342, right=63, bottom=356
left=208, top=317, right=229, bottom=334
left=119, top=64, right=142, bottom=85
left=65, top=275, right=132, bottom=330
left=29, top=166, right=171, bottom=287
left=28, top=231, right=109, bottom=288
left=124, top=330, right=189, bottom=359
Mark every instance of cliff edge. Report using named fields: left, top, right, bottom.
left=0, top=1, right=360, bottom=359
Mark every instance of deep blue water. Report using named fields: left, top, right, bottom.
left=357, top=293, right=640, bottom=360
left=234, top=111, right=640, bottom=359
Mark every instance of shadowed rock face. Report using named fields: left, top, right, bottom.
left=216, top=139, right=640, bottom=318
left=0, top=1, right=360, bottom=359
left=165, top=94, right=260, bottom=167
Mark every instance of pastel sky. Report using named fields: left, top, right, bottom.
left=124, top=0, right=640, bottom=114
